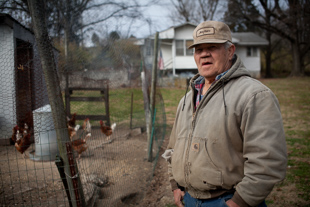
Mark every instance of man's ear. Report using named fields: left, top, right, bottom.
left=228, top=44, right=236, bottom=60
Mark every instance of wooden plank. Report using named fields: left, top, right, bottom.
left=69, top=97, right=104, bottom=102
left=75, top=115, right=107, bottom=120
left=66, top=84, right=110, bottom=125
left=68, top=87, right=107, bottom=91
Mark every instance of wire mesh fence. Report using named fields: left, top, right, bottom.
left=0, top=7, right=166, bottom=206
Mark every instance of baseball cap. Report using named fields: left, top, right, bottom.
left=188, top=21, right=232, bottom=49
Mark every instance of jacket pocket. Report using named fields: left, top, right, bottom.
left=171, top=137, right=187, bottom=187
left=188, top=138, right=222, bottom=191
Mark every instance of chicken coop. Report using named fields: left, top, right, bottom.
left=0, top=11, right=167, bottom=207
left=0, top=13, right=57, bottom=145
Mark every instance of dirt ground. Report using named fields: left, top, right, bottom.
left=1, top=126, right=309, bottom=207
left=0, top=127, right=156, bottom=207
left=138, top=134, right=175, bottom=207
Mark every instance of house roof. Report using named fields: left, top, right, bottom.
left=232, top=32, right=268, bottom=46
left=159, top=22, right=197, bottom=34
left=142, top=23, right=268, bottom=46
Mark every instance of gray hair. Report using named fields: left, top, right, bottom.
left=225, top=41, right=233, bottom=50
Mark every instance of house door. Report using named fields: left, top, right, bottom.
left=15, top=39, right=34, bottom=127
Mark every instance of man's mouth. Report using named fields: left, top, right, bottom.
left=202, top=62, right=212, bottom=66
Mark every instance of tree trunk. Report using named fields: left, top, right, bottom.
left=27, top=0, right=85, bottom=206
left=264, top=8, right=272, bottom=78
left=264, top=31, right=272, bottom=78
left=290, top=41, right=303, bottom=76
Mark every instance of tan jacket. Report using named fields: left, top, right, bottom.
left=166, top=55, right=287, bottom=206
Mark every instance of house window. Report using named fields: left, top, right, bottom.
left=176, top=40, right=194, bottom=56
left=176, top=40, right=184, bottom=56
left=247, top=47, right=258, bottom=57
left=186, top=40, right=194, bottom=56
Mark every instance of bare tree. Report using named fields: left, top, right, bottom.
left=27, top=0, right=86, bottom=205
left=169, top=0, right=195, bottom=23
left=224, top=0, right=310, bottom=76
left=1, top=0, right=159, bottom=43
left=197, top=0, right=220, bottom=21
left=168, top=0, right=221, bottom=24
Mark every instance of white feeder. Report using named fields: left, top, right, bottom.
left=29, top=104, right=59, bottom=161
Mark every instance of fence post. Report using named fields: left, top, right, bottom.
left=130, top=92, right=133, bottom=129
left=148, top=32, right=159, bottom=162
left=148, top=108, right=157, bottom=163
left=28, top=0, right=85, bottom=206
left=141, top=59, right=151, bottom=150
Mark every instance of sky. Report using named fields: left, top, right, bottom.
left=82, top=1, right=175, bottom=46
left=120, top=0, right=227, bottom=38
left=134, top=3, right=174, bottom=38
left=82, top=0, right=227, bottom=42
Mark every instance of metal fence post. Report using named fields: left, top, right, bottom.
left=148, top=32, right=159, bottom=162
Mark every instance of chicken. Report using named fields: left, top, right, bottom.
left=13, top=126, right=32, bottom=158
left=100, top=121, right=116, bottom=141
left=82, top=118, right=91, bottom=134
left=68, top=124, right=80, bottom=140
left=67, top=113, right=77, bottom=128
left=72, top=133, right=91, bottom=160
left=67, top=113, right=78, bottom=140
left=23, top=123, right=30, bottom=135
left=71, top=118, right=92, bottom=160
left=11, top=125, right=19, bottom=143
left=19, top=111, right=33, bottom=133
left=10, top=112, right=34, bottom=156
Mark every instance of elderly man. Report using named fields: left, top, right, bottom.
left=163, top=21, right=287, bottom=207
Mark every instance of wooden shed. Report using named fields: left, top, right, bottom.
left=0, top=13, right=57, bottom=145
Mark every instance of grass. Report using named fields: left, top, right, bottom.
left=64, top=77, right=310, bottom=206
left=261, top=78, right=310, bottom=204
left=160, top=77, right=310, bottom=206
left=159, top=87, right=185, bottom=121
left=67, top=88, right=146, bottom=126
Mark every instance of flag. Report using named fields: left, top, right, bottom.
left=158, top=49, right=164, bottom=70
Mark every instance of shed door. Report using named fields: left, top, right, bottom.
left=15, top=39, right=34, bottom=127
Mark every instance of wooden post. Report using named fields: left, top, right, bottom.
left=130, top=92, right=133, bottom=129
left=148, top=32, right=159, bottom=162
left=65, top=71, right=70, bottom=115
left=27, top=1, right=85, bottom=206
left=141, top=60, right=150, bottom=146
left=104, top=81, right=110, bottom=126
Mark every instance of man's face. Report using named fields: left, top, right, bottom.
left=194, top=43, right=235, bottom=81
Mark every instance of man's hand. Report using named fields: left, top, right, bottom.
left=226, top=199, right=240, bottom=207
left=173, top=189, right=185, bottom=207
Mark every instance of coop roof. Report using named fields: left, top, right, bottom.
left=0, top=13, right=34, bottom=34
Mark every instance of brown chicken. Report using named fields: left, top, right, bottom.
left=68, top=124, right=80, bottom=141
left=72, top=133, right=91, bottom=159
left=12, top=126, right=32, bottom=158
left=100, top=121, right=116, bottom=141
left=19, top=112, right=34, bottom=133
left=71, top=118, right=92, bottom=159
left=67, top=113, right=77, bottom=128
left=82, top=118, right=91, bottom=133
left=67, top=113, right=79, bottom=140
left=11, top=125, right=19, bottom=143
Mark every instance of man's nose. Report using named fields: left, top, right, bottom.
left=200, top=49, right=211, bottom=57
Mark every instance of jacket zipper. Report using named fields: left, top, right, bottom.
left=183, top=80, right=223, bottom=190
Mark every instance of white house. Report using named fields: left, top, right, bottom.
left=138, top=23, right=268, bottom=78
